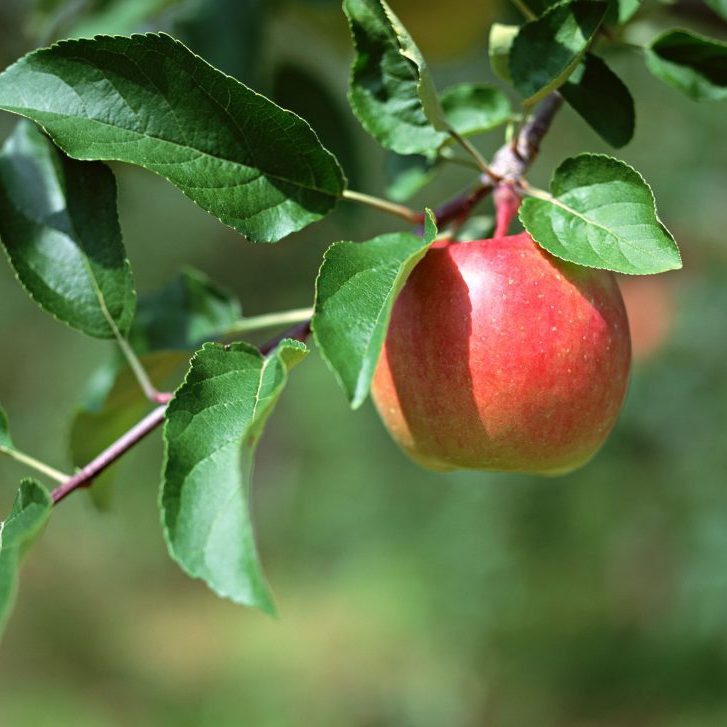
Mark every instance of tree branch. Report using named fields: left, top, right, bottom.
left=434, top=92, right=564, bottom=228
left=51, top=323, right=312, bottom=505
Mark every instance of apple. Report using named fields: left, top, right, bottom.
left=371, top=233, right=632, bottom=475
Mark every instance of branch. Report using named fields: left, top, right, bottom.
left=50, top=323, right=312, bottom=505
left=433, top=92, right=564, bottom=228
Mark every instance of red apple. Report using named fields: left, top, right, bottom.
left=371, top=233, right=632, bottom=475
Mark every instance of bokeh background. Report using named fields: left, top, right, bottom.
left=1, top=1, right=727, bottom=724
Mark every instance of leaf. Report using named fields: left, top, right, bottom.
left=605, top=0, right=641, bottom=25
left=0, top=403, right=12, bottom=450
left=313, top=209, right=437, bottom=408
left=0, top=33, right=345, bottom=243
left=645, top=30, right=727, bottom=102
left=385, top=154, right=440, bottom=203
left=161, top=339, right=308, bottom=613
left=343, top=0, right=449, bottom=154
left=129, top=267, right=242, bottom=354
left=705, top=0, right=727, bottom=22
left=0, top=121, right=136, bottom=339
left=489, top=23, right=519, bottom=84
left=519, top=154, right=682, bottom=274
left=0, top=479, right=52, bottom=636
left=440, top=84, right=512, bottom=137
left=69, top=0, right=175, bottom=38
left=70, top=351, right=189, bottom=510
left=510, top=0, right=608, bottom=104
left=561, top=53, right=635, bottom=148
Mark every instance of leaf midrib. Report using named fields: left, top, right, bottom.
left=3, top=105, right=342, bottom=199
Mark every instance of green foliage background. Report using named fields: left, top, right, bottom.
left=1, top=0, right=727, bottom=724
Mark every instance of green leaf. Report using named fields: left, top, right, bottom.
left=0, top=479, right=52, bottom=636
left=489, top=23, right=519, bottom=84
left=313, top=209, right=437, bottom=408
left=0, top=33, right=345, bottom=243
left=561, top=54, right=635, bottom=148
left=69, top=0, right=174, bottom=38
left=385, top=154, right=440, bottom=203
left=129, top=267, right=242, bottom=354
left=440, top=84, right=512, bottom=137
left=343, top=0, right=449, bottom=154
left=520, top=154, right=682, bottom=274
left=70, top=351, right=189, bottom=510
left=161, top=339, right=308, bottom=613
left=510, top=0, right=608, bottom=104
left=0, top=121, right=136, bottom=338
left=645, top=30, right=727, bottom=102
left=705, top=0, right=727, bottom=21
left=0, top=403, right=12, bottom=450
left=605, top=0, right=641, bottom=25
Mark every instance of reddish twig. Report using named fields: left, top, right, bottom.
left=433, top=92, right=564, bottom=231
left=51, top=323, right=312, bottom=505
left=51, top=405, right=167, bottom=504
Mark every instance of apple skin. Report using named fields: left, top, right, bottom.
left=371, top=233, right=632, bottom=475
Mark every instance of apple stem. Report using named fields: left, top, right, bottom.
left=494, top=184, right=521, bottom=238
left=433, top=93, right=564, bottom=230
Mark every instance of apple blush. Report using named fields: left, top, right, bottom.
left=371, top=233, right=631, bottom=475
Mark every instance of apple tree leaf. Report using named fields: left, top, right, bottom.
left=705, top=0, right=727, bottom=21
left=343, top=0, right=449, bottom=154
left=161, top=339, right=308, bottom=614
left=385, top=154, right=440, bottom=203
left=0, top=479, right=52, bottom=637
left=0, top=33, right=345, bottom=243
left=605, top=0, right=641, bottom=24
left=0, top=403, right=13, bottom=451
left=440, top=84, right=512, bottom=137
left=520, top=154, right=682, bottom=274
left=313, top=209, right=437, bottom=408
left=0, top=121, right=136, bottom=339
left=129, top=267, right=242, bottom=354
left=489, top=23, right=519, bottom=83
left=510, top=0, right=608, bottom=104
left=561, top=54, right=635, bottom=148
left=645, top=30, right=727, bottom=102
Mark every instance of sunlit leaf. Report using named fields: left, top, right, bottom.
left=385, top=154, right=440, bottom=203
left=520, top=154, right=682, bottom=274
left=162, top=339, right=308, bottom=613
left=0, top=34, right=345, bottom=242
left=313, top=210, right=437, bottom=408
left=440, top=84, right=512, bottom=137
left=0, top=479, right=52, bottom=637
left=0, top=403, right=12, bottom=451
left=489, top=23, right=519, bottom=83
left=0, top=122, right=135, bottom=338
left=343, top=0, right=449, bottom=154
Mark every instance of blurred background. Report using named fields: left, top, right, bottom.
left=1, top=0, right=727, bottom=724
